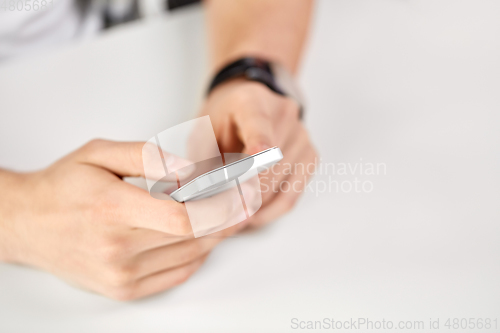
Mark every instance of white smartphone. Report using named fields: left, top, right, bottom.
left=170, top=147, right=283, bottom=202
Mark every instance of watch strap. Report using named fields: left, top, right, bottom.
left=208, top=58, right=285, bottom=94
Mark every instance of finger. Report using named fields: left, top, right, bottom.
left=119, top=228, right=191, bottom=255
left=233, top=105, right=276, bottom=155
left=109, top=181, right=194, bottom=235
left=130, top=221, right=245, bottom=279
left=250, top=145, right=317, bottom=227
left=260, top=124, right=310, bottom=203
left=77, top=139, right=193, bottom=180
left=109, top=254, right=209, bottom=301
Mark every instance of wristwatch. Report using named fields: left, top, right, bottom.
left=207, top=57, right=305, bottom=119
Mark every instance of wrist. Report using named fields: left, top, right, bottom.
left=207, top=56, right=304, bottom=119
left=0, top=170, right=33, bottom=263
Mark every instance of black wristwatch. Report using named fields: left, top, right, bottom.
left=207, top=57, right=304, bottom=119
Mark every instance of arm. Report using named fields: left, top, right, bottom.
left=202, top=0, right=317, bottom=227
left=206, top=0, right=314, bottom=73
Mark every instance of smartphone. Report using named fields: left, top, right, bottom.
left=170, top=147, right=283, bottom=202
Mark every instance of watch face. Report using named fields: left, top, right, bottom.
left=170, top=147, right=283, bottom=202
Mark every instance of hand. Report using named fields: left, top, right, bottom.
left=200, top=79, right=318, bottom=228
left=0, top=139, right=249, bottom=300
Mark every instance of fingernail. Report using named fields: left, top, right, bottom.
left=165, top=155, right=194, bottom=178
left=248, top=144, right=271, bottom=155
left=176, top=164, right=196, bottom=179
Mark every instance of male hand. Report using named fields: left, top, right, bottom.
left=0, top=139, right=248, bottom=300
left=200, top=80, right=318, bottom=228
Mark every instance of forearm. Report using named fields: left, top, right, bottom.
left=205, top=0, right=314, bottom=74
left=0, top=169, right=27, bottom=262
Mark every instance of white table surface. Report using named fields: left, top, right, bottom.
left=1, top=1, right=499, bottom=332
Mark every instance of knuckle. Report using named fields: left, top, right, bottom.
left=105, top=265, right=136, bottom=288
left=82, top=138, right=106, bottom=154
left=96, top=238, right=128, bottom=263
left=172, top=267, right=194, bottom=287
left=125, top=142, right=143, bottom=173
left=168, top=209, right=192, bottom=236
left=179, top=241, right=203, bottom=263
left=87, top=138, right=106, bottom=147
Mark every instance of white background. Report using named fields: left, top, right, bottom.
left=0, top=1, right=499, bottom=332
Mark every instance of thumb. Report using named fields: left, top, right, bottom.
left=77, top=139, right=193, bottom=180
